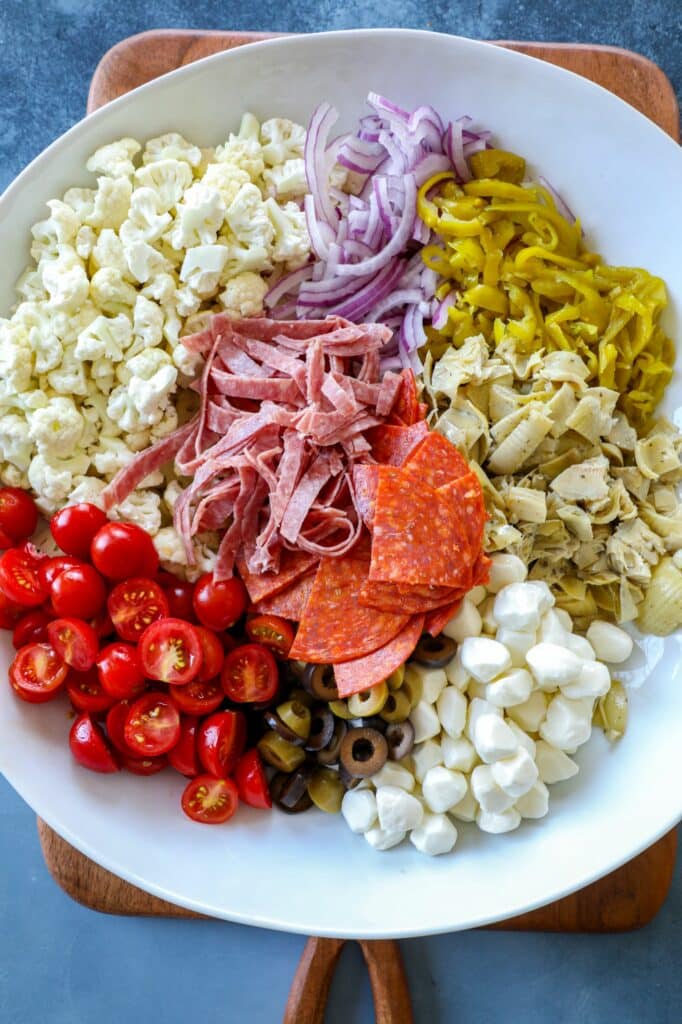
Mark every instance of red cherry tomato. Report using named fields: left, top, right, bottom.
left=91, top=522, right=158, bottom=580
left=197, top=710, right=246, bottom=778
left=0, top=548, right=48, bottom=607
left=192, top=573, right=247, bottom=631
left=0, top=526, right=14, bottom=550
left=124, top=692, right=181, bottom=757
left=107, top=577, right=169, bottom=642
left=245, top=614, right=295, bottom=658
left=194, top=626, right=224, bottom=683
left=47, top=617, right=99, bottom=672
left=69, top=712, right=119, bottom=773
left=50, top=503, right=108, bottom=558
left=0, top=488, right=38, bottom=541
left=51, top=564, right=106, bottom=619
left=139, top=618, right=203, bottom=685
left=91, top=608, right=115, bottom=640
left=181, top=775, right=239, bottom=824
left=169, top=676, right=224, bottom=716
left=234, top=749, right=272, bottom=809
left=12, top=608, right=52, bottom=647
left=0, top=588, right=24, bottom=630
left=66, top=667, right=115, bottom=714
left=96, top=642, right=145, bottom=700
left=105, top=700, right=134, bottom=755
left=159, top=577, right=196, bottom=622
left=167, top=715, right=201, bottom=777
left=120, top=752, right=168, bottom=776
left=9, top=643, right=68, bottom=704
left=38, top=556, right=84, bottom=592
left=220, top=643, right=278, bottom=704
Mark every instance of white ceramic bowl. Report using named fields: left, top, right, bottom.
left=1, top=29, right=681, bottom=938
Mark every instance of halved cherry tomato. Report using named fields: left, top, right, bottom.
left=234, top=749, right=272, bottom=809
left=51, top=564, right=106, bottom=619
left=0, top=488, right=38, bottom=541
left=159, top=577, right=196, bottom=622
left=167, top=715, right=201, bottom=777
left=96, top=642, right=145, bottom=700
left=66, top=667, right=115, bottom=714
left=11, top=608, right=51, bottom=647
left=38, top=556, right=84, bottom=592
left=0, top=584, right=24, bottom=630
left=181, top=775, right=239, bottom=824
left=9, top=643, right=68, bottom=703
left=50, top=503, right=108, bottom=558
left=124, top=691, right=181, bottom=757
left=139, top=618, right=202, bottom=685
left=120, top=752, right=168, bottom=776
left=194, top=626, right=224, bottom=683
left=107, top=577, right=169, bottom=642
left=105, top=700, right=134, bottom=755
left=220, top=643, right=278, bottom=704
left=169, top=676, right=224, bottom=716
left=192, top=573, right=247, bottom=631
left=47, top=617, right=99, bottom=671
left=246, top=615, right=295, bottom=658
left=197, top=710, right=246, bottom=778
left=91, top=609, right=115, bottom=640
left=91, top=522, right=158, bottom=580
left=16, top=540, right=47, bottom=564
left=0, top=548, right=48, bottom=607
left=69, top=712, right=119, bottom=773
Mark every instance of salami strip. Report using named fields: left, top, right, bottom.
left=333, top=614, right=425, bottom=697
left=388, top=368, right=422, bottom=426
left=236, top=549, right=318, bottom=603
left=438, top=471, right=487, bottom=550
left=352, top=464, right=379, bottom=530
left=369, top=467, right=473, bottom=589
left=289, top=556, right=410, bottom=663
left=403, top=432, right=470, bottom=489
left=366, top=420, right=428, bottom=465
left=252, top=571, right=315, bottom=622
left=358, top=579, right=459, bottom=615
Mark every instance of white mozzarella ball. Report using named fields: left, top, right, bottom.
left=364, top=826, right=406, bottom=851
left=460, top=637, right=512, bottom=683
left=506, top=690, right=548, bottom=732
left=412, top=739, right=443, bottom=783
left=444, top=650, right=470, bottom=691
left=515, top=781, right=550, bottom=819
left=476, top=806, right=522, bottom=834
left=487, top=553, right=528, bottom=593
left=411, top=699, right=441, bottom=743
left=341, top=789, right=377, bottom=833
left=586, top=621, right=634, bottom=663
left=467, top=585, right=487, bottom=606
left=495, top=627, right=536, bottom=668
left=466, top=697, right=502, bottom=741
left=561, top=660, right=610, bottom=700
left=441, top=735, right=477, bottom=772
left=526, top=643, right=584, bottom=690
left=565, top=634, right=596, bottom=660
left=539, top=695, right=593, bottom=751
left=538, top=609, right=571, bottom=646
left=422, top=766, right=468, bottom=813
left=534, top=740, right=579, bottom=784
left=371, top=762, right=415, bottom=792
left=376, top=786, right=424, bottom=832
left=442, top=599, right=482, bottom=643
left=467, top=680, right=488, bottom=700
left=470, top=764, right=515, bottom=813
left=491, top=748, right=539, bottom=799
left=479, top=596, right=498, bottom=634
left=493, top=582, right=547, bottom=631
left=486, top=668, right=533, bottom=708
left=449, top=785, right=478, bottom=822
left=554, top=608, right=573, bottom=630
left=410, top=813, right=458, bottom=856
left=472, top=714, right=518, bottom=763
left=408, top=665, right=448, bottom=704
left=436, top=685, right=468, bottom=738
left=506, top=719, right=536, bottom=758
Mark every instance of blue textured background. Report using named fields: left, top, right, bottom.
left=1, top=3, right=681, bottom=1022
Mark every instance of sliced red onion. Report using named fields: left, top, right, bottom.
left=444, top=121, right=471, bottom=183
left=413, top=152, right=452, bottom=187
left=367, top=93, right=410, bottom=122
left=538, top=176, right=577, bottom=225
left=304, top=194, right=334, bottom=259
left=365, top=288, right=425, bottom=323
left=305, top=103, right=340, bottom=229
left=264, top=264, right=314, bottom=308
left=335, top=175, right=417, bottom=278
left=432, top=290, right=458, bottom=330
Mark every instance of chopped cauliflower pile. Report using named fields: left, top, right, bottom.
left=423, top=335, right=682, bottom=629
left=343, top=553, right=633, bottom=855
left=0, top=115, right=311, bottom=574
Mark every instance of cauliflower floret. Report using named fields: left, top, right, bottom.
left=225, top=183, right=275, bottom=248
left=179, top=244, right=229, bottom=297
left=185, top=536, right=219, bottom=582
left=123, top=240, right=172, bottom=284
left=62, top=187, right=96, bottom=224
left=41, top=247, right=90, bottom=313
left=90, top=228, right=129, bottom=276
left=172, top=339, right=203, bottom=379
left=219, top=271, right=268, bottom=318
left=201, top=162, right=251, bottom=206
left=134, top=159, right=194, bottom=212
left=0, top=413, right=33, bottom=471
left=47, top=346, right=89, bottom=396
left=263, top=158, right=307, bottom=198
left=132, top=294, right=164, bottom=349
left=264, top=198, right=310, bottom=268
left=75, top=225, right=98, bottom=260
left=108, top=349, right=177, bottom=430
left=90, top=267, right=138, bottom=315
left=15, top=269, right=48, bottom=303
left=86, top=177, right=133, bottom=231
left=68, top=476, right=106, bottom=509
left=215, top=116, right=265, bottom=179
left=119, top=188, right=171, bottom=246
left=91, top=436, right=135, bottom=477
left=28, top=396, right=85, bottom=457
left=154, top=525, right=188, bottom=570
left=1, top=464, right=30, bottom=489
left=111, top=490, right=162, bottom=535
left=163, top=307, right=183, bottom=346
left=260, top=118, right=306, bottom=166
left=166, top=183, right=226, bottom=249
left=28, top=452, right=90, bottom=513
left=141, top=272, right=178, bottom=307
left=174, top=284, right=202, bottom=317
left=30, top=200, right=81, bottom=262
left=150, top=405, right=179, bottom=439
left=75, top=313, right=133, bottom=362
left=6, top=303, right=62, bottom=376
left=142, top=133, right=202, bottom=167
left=0, top=320, right=35, bottom=392
left=87, top=138, right=141, bottom=180
left=163, top=480, right=185, bottom=512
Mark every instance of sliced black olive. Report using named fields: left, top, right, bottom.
left=338, top=763, right=362, bottom=790
left=302, top=663, right=339, bottom=702
left=412, top=634, right=456, bottom=669
left=316, top=718, right=348, bottom=766
left=385, top=720, right=415, bottom=761
left=263, top=709, right=304, bottom=746
left=270, top=765, right=314, bottom=813
left=357, top=715, right=387, bottom=735
left=305, top=707, right=335, bottom=752
left=339, top=727, right=388, bottom=778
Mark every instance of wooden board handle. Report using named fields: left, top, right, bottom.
left=283, top=937, right=413, bottom=1023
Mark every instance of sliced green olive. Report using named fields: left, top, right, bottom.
left=380, top=690, right=411, bottom=723
left=386, top=665, right=405, bottom=690
left=308, top=767, right=344, bottom=814
left=329, top=699, right=355, bottom=720
left=347, top=682, right=388, bottom=718
left=413, top=634, right=456, bottom=669
left=257, top=730, right=306, bottom=773
left=339, top=727, right=388, bottom=778
left=402, top=669, right=423, bottom=709
left=276, top=700, right=311, bottom=741
left=593, top=680, right=628, bottom=740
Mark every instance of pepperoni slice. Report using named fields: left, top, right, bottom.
left=333, top=614, right=425, bottom=697
left=438, top=471, right=487, bottom=550
left=403, top=432, right=470, bottom=489
left=388, top=369, right=423, bottom=426
left=251, top=571, right=315, bottom=622
left=288, top=556, right=410, bottom=663
left=423, top=598, right=464, bottom=638
left=236, top=549, right=318, bottom=603
left=357, top=579, right=459, bottom=615
left=366, top=420, right=428, bottom=466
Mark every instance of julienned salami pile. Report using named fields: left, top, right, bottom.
left=280, top=431, right=491, bottom=696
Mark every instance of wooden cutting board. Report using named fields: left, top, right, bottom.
left=36, top=31, right=678, bottom=935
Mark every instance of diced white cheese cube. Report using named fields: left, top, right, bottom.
left=468, top=585, right=487, bottom=606
left=479, top=596, right=498, bottom=634
left=472, top=714, right=518, bottom=763
left=470, top=764, right=515, bottom=813
left=441, top=735, right=477, bottom=772
left=341, top=789, right=377, bottom=833
left=376, top=786, right=424, bottom=832
left=444, top=650, right=470, bottom=690
left=566, top=634, right=596, bottom=660
left=495, top=627, right=536, bottom=668
left=506, top=719, right=536, bottom=758
left=586, top=621, right=634, bottom=663
left=515, top=781, right=550, bottom=819
left=407, top=664, right=448, bottom=704
left=467, top=680, right=488, bottom=700
left=412, top=739, right=443, bottom=783
left=411, top=699, right=441, bottom=744
left=506, top=690, right=548, bottom=732
left=526, top=643, right=584, bottom=690
left=554, top=608, right=574, bottom=631
left=460, top=637, right=512, bottom=683
left=442, top=599, right=482, bottom=643
left=422, top=766, right=468, bottom=813
left=364, top=826, right=406, bottom=851
left=486, top=668, right=534, bottom=708
left=491, top=748, right=539, bottom=799
left=538, top=609, right=571, bottom=646
left=410, top=813, right=458, bottom=856
left=476, top=807, right=522, bottom=834
left=539, top=695, right=593, bottom=751
left=466, top=697, right=502, bottom=741
left=493, top=582, right=548, bottom=631
left=449, top=785, right=478, bottom=823
left=436, top=685, right=468, bottom=738
left=371, top=762, right=415, bottom=792
left=534, top=740, right=579, bottom=784
left=487, top=553, right=528, bottom=592
left=561, top=660, right=610, bottom=699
